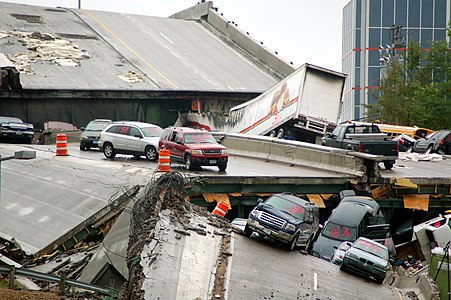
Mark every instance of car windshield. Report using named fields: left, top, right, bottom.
left=353, top=239, right=388, bottom=260
left=141, top=126, right=163, bottom=137
left=322, top=221, right=357, bottom=241
left=86, top=121, right=110, bottom=131
left=184, top=132, right=217, bottom=144
left=0, top=116, right=22, bottom=123
left=265, top=195, right=305, bottom=220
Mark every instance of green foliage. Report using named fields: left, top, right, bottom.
left=367, top=23, right=451, bottom=130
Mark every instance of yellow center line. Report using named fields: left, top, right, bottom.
left=84, top=10, right=179, bottom=89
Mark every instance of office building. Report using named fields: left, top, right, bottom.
left=341, top=0, right=450, bottom=121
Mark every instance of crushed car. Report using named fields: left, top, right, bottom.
left=0, top=116, right=34, bottom=144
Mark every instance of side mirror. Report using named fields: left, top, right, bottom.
left=80, top=127, right=85, bottom=131
left=333, top=245, right=338, bottom=249
left=257, top=198, right=263, bottom=204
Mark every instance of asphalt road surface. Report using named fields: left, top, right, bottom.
left=227, top=233, right=402, bottom=300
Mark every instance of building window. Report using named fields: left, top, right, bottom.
left=421, top=29, right=433, bottom=47
left=368, top=67, right=381, bottom=87
left=421, top=0, right=433, bottom=28
left=408, top=0, right=420, bottom=27
left=434, top=29, right=446, bottom=40
left=434, top=0, right=447, bottom=28
left=370, top=0, right=382, bottom=27
left=382, top=0, right=395, bottom=27
left=407, top=29, right=420, bottom=42
left=395, top=0, right=408, bottom=26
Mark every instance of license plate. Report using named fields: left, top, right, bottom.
left=93, top=140, right=98, bottom=144
left=209, top=159, right=217, bottom=164
left=263, top=228, right=271, bottom=235
left=16, top=132, right=22, bottom=135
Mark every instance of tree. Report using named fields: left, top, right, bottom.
left=367, top=23, right=451, bottom=130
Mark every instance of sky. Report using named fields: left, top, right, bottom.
left=2, top=0, right=350, bottom=71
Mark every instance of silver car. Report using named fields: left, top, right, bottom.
left=99, top=121, right=163, bottom=161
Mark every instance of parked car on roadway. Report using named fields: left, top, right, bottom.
left=331, top=241, right=352, bottom=265
left=99, top=121, right=163, bottom=161
left=79, top=119, right=112, bottom=150
left=412, top=129, right=451, bottom=155
left=311, top=201, right=390, bottom=261
left=245, top=193, right=320, bottom=251
left=340, top=237, right=391, bottom=284
left=159, top=127, right=228, bottom=171
left=391, top=134, right=416, bottom=152
left=0, top=116, right=34, bottom=144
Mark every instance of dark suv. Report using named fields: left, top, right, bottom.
left=159, top=127, right=228, bottom=171
left=245, top=193, right=320, bottom=251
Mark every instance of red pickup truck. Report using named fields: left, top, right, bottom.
left=159, top=127, right=228, bottom=171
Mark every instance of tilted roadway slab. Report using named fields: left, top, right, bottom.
left=0, top=144, right=153, bottom=254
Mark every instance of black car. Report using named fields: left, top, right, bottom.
left=245, top=193, right=319, bottom=251
left=413, top=129, right=451, bottom=155
left=0, top=116, right=34, bottom=144
left=392, top=134, right=416, bottom=152
left=311, top=201, right=390, bottom=261
left=79, top=119, right=112, bottom=150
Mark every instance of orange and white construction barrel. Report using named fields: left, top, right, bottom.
left=56, top=133, right=68, bottom=156
left=157, top=149, right=170, bottom=172
left=212, top=201, right=229, bottom=218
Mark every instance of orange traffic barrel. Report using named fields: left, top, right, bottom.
left=56, top=133, right=68, bottom=156
left=157, top=149, right=170, bottom=172
left=212, top=201, right=229, bottom=218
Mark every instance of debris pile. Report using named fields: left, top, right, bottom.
left=123, top=172, right=233, bottom=300
left=0, top=29, right=90, bottom=74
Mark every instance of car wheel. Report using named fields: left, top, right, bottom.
left=103, top=143, right=116, bottom=159
left=244, top=224, right=253, bottom=237
left=184, top=154, right=193, bottom=170
left=383, top=161, right=394, bottom=170
left=425, top=146, right=433, bottom=154
left=406, top=147, right=413, bottom=153
left=340, top=263, right=347, bottom=272
left=285, top=233, right=299, bottom=251
left=80, top=145, right=86, bottom=151
left=86, top=146, right=90, bottom=151
left=145, top=146, right=158, bottom=161
left=218, top=164, right=227, bottom=172
left=375, top=276, right=385, bottom=284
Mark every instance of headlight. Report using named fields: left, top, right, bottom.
left=285, top=223, right=296, bottom=231
left=221, top=149, right=228, bottom=154
left=347, top=252, right=359, bottom=260
left=381, top=263, right=391, bottom=271
left=192, top=149, right=203, bottom=155
left=250, top=210, right=260, bottom=218
left=81, top=133, right=88, bottom=139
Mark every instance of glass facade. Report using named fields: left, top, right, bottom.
left=341, top=0, right=451, bottom=121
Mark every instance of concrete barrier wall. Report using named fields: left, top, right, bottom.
left=218, top=133, right=366, bottom=177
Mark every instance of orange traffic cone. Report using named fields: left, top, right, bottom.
left=56, top=133, right=68, bottom=156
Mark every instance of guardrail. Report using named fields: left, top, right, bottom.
left=0, top=265, right=110, bottom=294
left=214, top=133, right=378, bottom=177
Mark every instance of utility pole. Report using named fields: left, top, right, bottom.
left=78, top=0, right=81, bottom=9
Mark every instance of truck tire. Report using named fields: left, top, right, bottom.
left=184, top=154, right=193, bottom=170
left=284, top=232, right=299, bottom=251
left=268, top=130, right=276, bottom=137
left=384, top=161, right=395, bottom=170
left=244, top=224, right=253, bottom=237
left=218, top=163, right=227, bottom=172
left=276, top=128, right=284, bottom=139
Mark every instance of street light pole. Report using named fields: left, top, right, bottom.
left=0, top=150, right=36, bottom=210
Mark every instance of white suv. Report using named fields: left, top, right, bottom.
left=99, top=121, right=163, bottom=161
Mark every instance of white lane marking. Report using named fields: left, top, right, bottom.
left=313, top=272, right=318, bottom=291
left=159, top=32, right=174, bottom=44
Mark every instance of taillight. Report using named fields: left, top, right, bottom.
left=399, top=137, right=405, bottom=145
left=358, top=143, right=363, bottom=152
left=439, top=139, right=445, bottom=147
left=396, top=142, right=399, bottom=152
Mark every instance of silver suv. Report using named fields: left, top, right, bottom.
left=99, top=121, right=163, bottom=161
